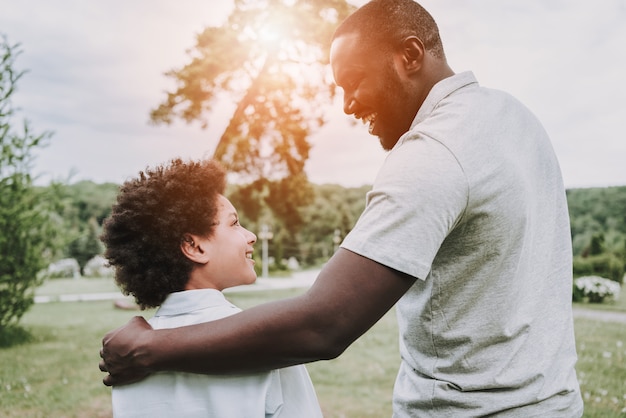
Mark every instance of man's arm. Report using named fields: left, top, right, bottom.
left=100, top=248, right=416, bottom=385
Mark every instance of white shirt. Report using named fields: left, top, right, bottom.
left=112, top=289, right=323, bottom=418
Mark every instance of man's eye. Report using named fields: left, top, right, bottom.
left=346, top=76, right=361, bottom=91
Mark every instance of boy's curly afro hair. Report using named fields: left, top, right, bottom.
left=100, top=158, right=226, bottom=309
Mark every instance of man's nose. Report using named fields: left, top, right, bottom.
left=343, top=97, right=356, bottom=115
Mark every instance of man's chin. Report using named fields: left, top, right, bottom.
left=377, top=134, right=399, bottom=151
left=368, top=122, right=400, bottom=150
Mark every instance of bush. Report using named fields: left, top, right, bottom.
left=40, top=258, right=81, bottom=279
left=573, top=252, right=624, bottom=284
left=0, top=324, right=33, bottom=348
left=83, top=255, right=113, bottom=278
left=573, top=276, right=621, bottom=304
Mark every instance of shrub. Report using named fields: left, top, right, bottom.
left=83, top=255, right=114, bottom=278
left=0, top=35, right=55, bottom=329
left=573, top=253, right=624, bottom=284
left=40, top=258, right=81, bottom=279
left=573, top=276, right=621, bottom=304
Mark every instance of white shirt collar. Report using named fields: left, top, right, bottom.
left=155, top=288, right=232, bottom=316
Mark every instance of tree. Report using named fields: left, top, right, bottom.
left=588, top=233, right=605, bottom=257
left=0, top=35, right=54, bottom=330
left=567, top=186, right=626, bottom=283
left=150, top=0, right=355, bottom=234
left=294, top=183, right=367, bottom=265
left=151, top=0, right=354, bottom=179
left=67, top=217, right=103, bottom=275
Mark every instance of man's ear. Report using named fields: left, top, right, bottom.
left=180, top=233, right=210, bottom=264
left=401, top=36, right=425, bottom=74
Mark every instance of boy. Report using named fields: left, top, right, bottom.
left=100, top=158, right=322, bottom=418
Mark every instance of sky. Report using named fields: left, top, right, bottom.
left=1, top=0, right=625, bottom=189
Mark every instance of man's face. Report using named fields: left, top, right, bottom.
left=330, top=33, right=415, bottom=150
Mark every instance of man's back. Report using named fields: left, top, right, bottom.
left=342, top=72, right=583, bottom=417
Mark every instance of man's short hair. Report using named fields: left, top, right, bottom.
left=332, top=0, right=444, bottom=59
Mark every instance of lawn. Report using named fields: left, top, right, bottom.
left=34, top=277, right=120, bottom=297
left=1, top=279, right=625, bottom=417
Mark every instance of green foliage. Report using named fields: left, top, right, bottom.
left=298, top=184, right=369, bottom=265
left=568, top=187, right=626, bottom=285
left=568, top=187, right=626, bottom=253
left=57, top=180, right=119, bottom=226
left=43, top=180, right=118, bottom=268
left=573, top=252, right=625, bottom=284
left=67, top=217, right=103, bottom=274
left=34, top=178, right=366, bottom=275
left=223, top=181, right=362, bottom=272
left=0, top=324, right=33, bottom=348
left=0, top=35, right=55, bottom=329
left=35, top=177, right=626, bottom=285
left=226, top=181, right=368, bottom=267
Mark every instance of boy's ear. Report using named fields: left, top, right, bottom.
left=180, top=233, right=210, bottom=264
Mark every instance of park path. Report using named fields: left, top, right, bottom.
left=35, top=269, right=626, bottom=324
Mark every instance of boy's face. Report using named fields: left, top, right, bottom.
left=187, top=195, right=258, bottom=291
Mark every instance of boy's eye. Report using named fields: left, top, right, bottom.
left=233, top=219, right=241, bottom=226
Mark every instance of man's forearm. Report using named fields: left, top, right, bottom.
left=102, top=249, right=415, bottom=380
left=144, top=250, right=415, bottom=375
left=147, top=294, right=341, bottom=374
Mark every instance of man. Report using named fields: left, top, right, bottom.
left=100, top=1, right=583, bottom=416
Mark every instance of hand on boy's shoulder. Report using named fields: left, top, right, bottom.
left=100, top=316, right=154, bottom=386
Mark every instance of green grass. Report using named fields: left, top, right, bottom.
left=1, top=283, right=625, bottom=417
left=575, top=319, right=626, bottom=418
left=35, top=277, right=120, bottom=297
left=0, top=300, right=147, bottom=418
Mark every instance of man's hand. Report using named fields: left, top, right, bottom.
left=99, top=316, right=154, bottom=386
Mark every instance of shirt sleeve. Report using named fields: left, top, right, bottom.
left=341, top=134, right=468, bottom=280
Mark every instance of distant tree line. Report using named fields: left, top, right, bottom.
left=36, top=180, right=119, bottom=275
left=568, top=186, right=626, bottom=283
left=40, top=182, right=626, bottom=284
left=39, top=180, right=369, bottom=275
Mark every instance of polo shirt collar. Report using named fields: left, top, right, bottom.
left=155, top=288, right=229, bottom=316
left=409, top=71, right=478, bottom=130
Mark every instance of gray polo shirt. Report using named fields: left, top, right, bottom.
left=342, top=72, right=583, bottom=417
